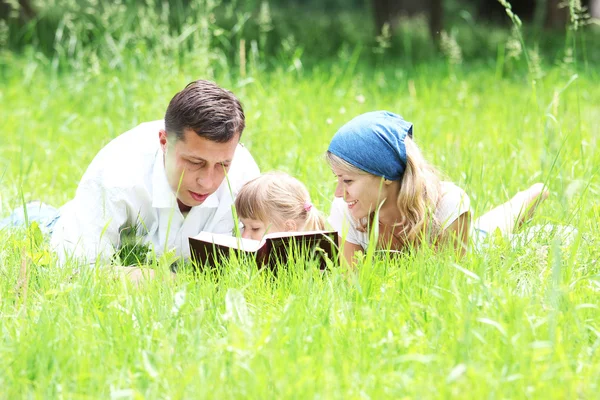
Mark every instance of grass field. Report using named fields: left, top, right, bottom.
left=1, top=17, right=600, bottom=398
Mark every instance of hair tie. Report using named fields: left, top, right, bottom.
left=303, top=202, right=313, bottom=212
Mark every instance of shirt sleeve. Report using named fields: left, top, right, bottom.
left=50, top=176, right=129, bottom=267
left=436, top=183, right=471, bottom=230
left=328, top=197, right=363, bottom=246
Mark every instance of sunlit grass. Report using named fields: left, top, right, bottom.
left=0, top=42, right=599, bottom=397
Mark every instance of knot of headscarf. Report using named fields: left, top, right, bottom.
left=327, top=111, right=413, bottom=181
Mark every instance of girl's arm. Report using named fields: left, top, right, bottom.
left=440, top=211, right=471, bottom=256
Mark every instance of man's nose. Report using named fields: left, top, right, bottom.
left=197, top=167, right=216, bottom=188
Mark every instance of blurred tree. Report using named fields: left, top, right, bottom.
left=592, top=0, right=600, bottom=18
left=474, top=0, right=593, bottom=29
left=372, top=0, right=443, bottom=38
left=545, top=0, right=567, bottom=29
left=0, top=0, right=35, bottom=21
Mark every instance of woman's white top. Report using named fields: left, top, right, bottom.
left=328, top=181, right=471, bottom=250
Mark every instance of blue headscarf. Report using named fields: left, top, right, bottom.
left=327, top=111, right=413, bottom=181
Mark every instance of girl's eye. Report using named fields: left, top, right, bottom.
left=251, top=228, right=260, bottom=232
left=343, top=180, right=353, bottom=184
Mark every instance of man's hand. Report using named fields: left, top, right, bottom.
left=113, top=265, right=178, bottom=286
left=115, top=266, right=156, bottom=284
left=115, top=265, right=176, bottom=283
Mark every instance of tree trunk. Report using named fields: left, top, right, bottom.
left=544, top=0, right=568, bottom=29
left=372, top=0, right=402, bottom=34
left=429, top=0, right=443, bottom=38
left=591, top=0, right=600, bottom=18
left=0, top=0, right=36, bottom=21
left=371, top=0, right=443, bottom=39
left=18, top=0, right=35, bottom=19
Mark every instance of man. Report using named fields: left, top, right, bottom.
left=50, top=80, right=260, bottom=272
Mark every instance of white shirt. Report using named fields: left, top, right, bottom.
left=50, top=120, right=260, bottom=266
left=328, top=181, right=471, bottom=250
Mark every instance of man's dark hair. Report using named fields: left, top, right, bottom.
left=164, top=80, right=245, bottom=143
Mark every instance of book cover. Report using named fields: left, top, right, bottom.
left=189, top=230, right=338, bottom=270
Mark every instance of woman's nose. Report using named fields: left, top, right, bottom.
left=334, top=182, right=344, bottom=198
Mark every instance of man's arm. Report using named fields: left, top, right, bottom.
left=50, top=177, right=128, bottom=266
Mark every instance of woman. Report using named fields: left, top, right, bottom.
left=326, top=111, right=548, bottom=266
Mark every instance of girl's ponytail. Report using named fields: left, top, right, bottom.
left=302, top=204, right=326, bottom=231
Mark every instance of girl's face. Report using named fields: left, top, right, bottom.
left=240, top=217, right=285, bottom=240
left=332, top=167, right=388, bottom=221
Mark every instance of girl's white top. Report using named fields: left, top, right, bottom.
left=328, top=181, right=471, bottom=250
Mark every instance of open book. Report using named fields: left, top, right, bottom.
left=189, top=230, right=337, bottom=270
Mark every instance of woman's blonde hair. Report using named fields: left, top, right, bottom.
left=234, top=172, right=326, bottom=232
left=327, top=136, right=442, bottom=248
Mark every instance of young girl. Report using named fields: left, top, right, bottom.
left=234, top=172, right=326, bottom=240
left=326, top=111, right=549, bottom=266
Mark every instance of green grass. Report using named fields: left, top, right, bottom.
left=1, top=36, right=599, bottom=398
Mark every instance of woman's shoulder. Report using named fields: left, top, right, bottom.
left=439, top=181, right=470, bottom=203
left=436, top=181, right=471, bottom=228
left=439, top=181, right=467, bottom=196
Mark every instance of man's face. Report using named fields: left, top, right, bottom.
left=160, top=128, right=239, bottom=209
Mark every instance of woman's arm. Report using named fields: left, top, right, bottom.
left=338, top=235, right=364, bottom=268
left=440, top=211, right=471, bottom=256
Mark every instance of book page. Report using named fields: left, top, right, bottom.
left=191, top=232, right=263, bottom=252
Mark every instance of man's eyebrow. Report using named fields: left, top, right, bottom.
left=186, top=156, right=232, bottom=164
left=185, top=155, right=206, bottom=162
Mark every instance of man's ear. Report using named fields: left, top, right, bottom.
left=284, top=219, right=298, bottom=232
left=159, top=130, right=168, bottom=153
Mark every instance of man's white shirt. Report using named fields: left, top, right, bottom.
left=50, top=120, right=260, bottom=266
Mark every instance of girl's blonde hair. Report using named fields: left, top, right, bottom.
left=327, top=136, right=442, bottom=248
left=235, top=172, right=326, bottom=232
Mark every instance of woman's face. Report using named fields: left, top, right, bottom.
left=240, top=217, right=285, bottom=240
left=331, top=167, right=388, bottom=220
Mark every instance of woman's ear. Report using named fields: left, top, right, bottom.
left=284, top=219, right=298, bottom=232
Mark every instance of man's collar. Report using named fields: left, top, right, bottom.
left=151, top=150, right=219, bottom=210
